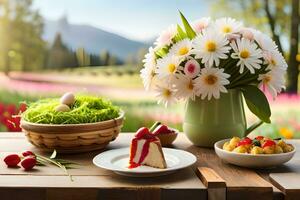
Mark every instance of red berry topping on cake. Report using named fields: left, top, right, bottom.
left=153, top=125, right=172, bottom=135
left=134, top=127, right=155, bottom=139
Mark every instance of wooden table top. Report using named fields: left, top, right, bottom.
left=0, top=132, right=300, bottom=200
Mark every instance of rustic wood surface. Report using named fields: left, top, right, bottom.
left=0, top=132, right=300, bottom=200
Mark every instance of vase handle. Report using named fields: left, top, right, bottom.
left=245, top=120, right=264, bottom=137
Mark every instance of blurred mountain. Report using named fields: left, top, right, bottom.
left=43, top=16, right=148, bottom=59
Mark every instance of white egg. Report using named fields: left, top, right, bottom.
left=55, top=104, right=71, bottom=112
left=60, top=92, right=75, bottom=106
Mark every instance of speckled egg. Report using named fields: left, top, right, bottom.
left=55, top=104, right=71, bottom=112
left=60, top=92, right=75, bottom=106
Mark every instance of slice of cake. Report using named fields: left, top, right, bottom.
left=129, top=127, right=167, bottom=169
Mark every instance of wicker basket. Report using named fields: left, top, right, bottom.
left=20, top=111, right=124, bottom=154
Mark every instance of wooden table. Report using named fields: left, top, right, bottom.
left=0, top=133, right=300, bottom=200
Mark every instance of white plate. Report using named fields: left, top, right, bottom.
left=214, top=139, right=296, bottom=168
left=93, top=147, right=197, bottom=177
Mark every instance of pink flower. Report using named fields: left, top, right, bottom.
left=184, top=59, right=200, bottom=78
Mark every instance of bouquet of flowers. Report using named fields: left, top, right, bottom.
left=140, top=12, right=287, bottom=123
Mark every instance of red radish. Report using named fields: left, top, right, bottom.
left=153, top=125, right=171, bottom=135
left=134, top=127, right=150, bottom=139
left=22, top=151, right=35, bottom=157
left=237, top=137, right=252, bottom=147
left=262, top=140, right=276, bottom=148
left=4, top=154, right=21, bottom=167
left=21, top=156, right=36, bottom=171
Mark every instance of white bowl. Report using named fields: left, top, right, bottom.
left=214, top=139, right=296, bottom=168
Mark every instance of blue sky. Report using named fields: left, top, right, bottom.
left=33, top=0, right=211, bottom=41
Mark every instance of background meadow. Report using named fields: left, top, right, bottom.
left=0, top=0, right=300, bottom=139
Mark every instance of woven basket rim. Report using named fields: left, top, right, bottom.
left=21, top=110, right=124, bottom=129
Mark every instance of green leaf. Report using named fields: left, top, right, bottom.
left=50, top=149, right=57, bottom=159
left=179, top=11, right=196, bottom=39
left=241, top=85, right=271, bottom=123
left=174, top=24, right=187, bottom=42
left=155, top=46, right=169, bottom=58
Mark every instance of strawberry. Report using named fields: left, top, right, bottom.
left=21, top=156, right=36, bottom=171
left=22, top=151, right=35, bottom=157
left=153, top=125, right=171, bottom=135
left=4, top=154, right=21, bottom=167
left=262, top=140, right=276, bottom=148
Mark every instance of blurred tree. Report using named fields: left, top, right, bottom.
left=108, top=55, right=118, bottom=66
left=0, top=0, right=46, bottom=74
left=212, top=0, right=299, bottom=93
left=100, top=50, right=110, bottom=66
left=90, top=54, right=101, bottom=66
left=76, top=47, right=90, bottom=67
left=47, top=33, right=78, bottom=68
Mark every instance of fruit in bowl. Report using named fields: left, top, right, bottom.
left=20, top=93, right=124, bottom=153
left=223, top=136, right=294, bottom=154
left=151, top=122, right=178, bottom=146
left=214, top=136, right=296, bottom=168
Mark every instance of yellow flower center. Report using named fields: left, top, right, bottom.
left=240, top=50, right=250, bottom=59
left=163, top=89, right=171, bottom=97
left=188, top=80, right=194, bottom=90
left=263, top=75, right=272, bottom=84
left=270, top=59, right=277, bottom=66
left=178, top=47, right=189, bottom=56
left=204, top=75, right=218, bottom=85
left=168, top=63, right=176, bottom=73
left=222, top=26, right=232, bottom=33
left=205, top=41, right=216, bottom=52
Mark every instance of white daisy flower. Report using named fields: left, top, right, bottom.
left=194, top=67, right=230, bottom=100
left=156, top=55, right=181, bottom=81
left=254, top=31, right=278, bottom=53
left=155, top=24, right=177, bottom=47
left=169, top=39, right=192, bottom=59
left=231, top=38, right=263, bottom=74
left=215, top=17, right=243, bottom=36
left=154, top=84, right=177, bottom=107
left=192, top=28, right=231, bottom=67
left=140, top=47, right=157, bottom=90
left=140, top=67, right=156, bottom=91
left=174, top=73, right=197, bottom=100
left=192, top=17, right=211, bottom=34
left=184, top=59, right=201, bottom=78
left=258, top=68, right=286, bottom=99
left=264, top=50, right=288, bottom=71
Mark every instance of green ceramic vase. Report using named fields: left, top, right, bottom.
left=183, top=89, right=247, bottom=147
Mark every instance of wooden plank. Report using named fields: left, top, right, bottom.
left=197, top=167, right=226, bottom=188
left=197, top=167, right=226, bottom=200
left=46, top=188, right=98, bottom=200
left=270, top=173, right=300, bottom=200
left=256, top=172, right=284, bottom=200
left=0, top=168, right=203, bottom=188
left=173, top=134, right=274, bottom=200
left=0, top=152, right=111, bottom=176
left=0, top=188, right=46, bottom=200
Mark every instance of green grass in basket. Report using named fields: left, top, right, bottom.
left=22, top=95, right=120, bottom=124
